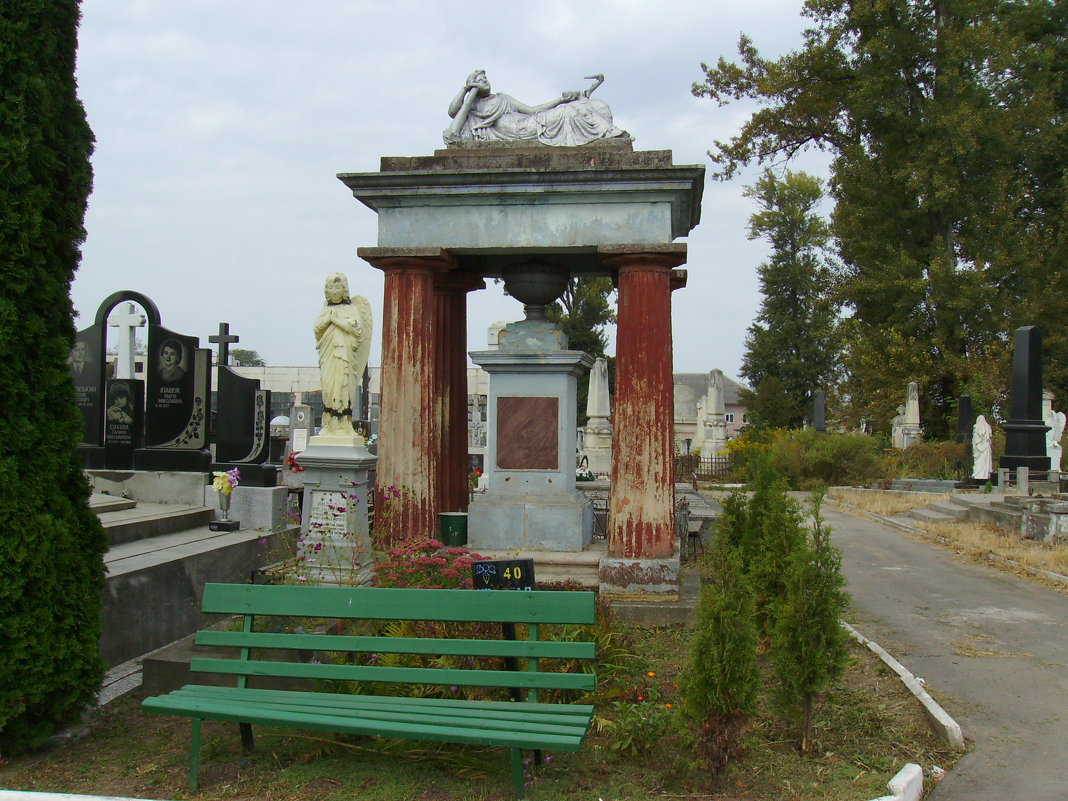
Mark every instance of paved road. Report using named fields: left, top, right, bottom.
left=824, top=504, right=1068, bottom=801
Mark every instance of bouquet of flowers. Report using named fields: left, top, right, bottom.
left=284, top=452, right=305, bottom=473
left=212, top=467, right=241, bottom=495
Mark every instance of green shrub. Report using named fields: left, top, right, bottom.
left=679, top=545, right=760, bottom=771
left=0, top=1, right=108, bottom=753
left=768, top=429, right=885, bottom=489
left=886, top=440, right=966, bottom=480
left=770, top=494, right=851, bottom=753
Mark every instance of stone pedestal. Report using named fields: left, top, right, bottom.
left=581, top=419, right=613, bottom=475
left=295, top=436, right=376, bottom=586
left=468, top=338, right=594, bottom=551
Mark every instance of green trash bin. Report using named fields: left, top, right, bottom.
left=439, top=512, right=468, bottom=546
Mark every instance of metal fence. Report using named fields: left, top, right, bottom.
left=675, top=454, right=732, bottom=482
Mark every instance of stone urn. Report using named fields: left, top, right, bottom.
left=501, top=260, right=569, bottom=321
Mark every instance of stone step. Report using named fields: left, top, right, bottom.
left=90, top=492, right=137, bottom=513
left=101, top=524, right=289, bottom=666
left=98, top=502, right=214, bottom=546
left=928, top=501, right=969, bottom=520
left=905, top=507, right=957, bottom=524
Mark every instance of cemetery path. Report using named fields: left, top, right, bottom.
left=824, top=504, right=1068, bottom=801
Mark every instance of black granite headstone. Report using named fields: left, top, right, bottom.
left=104, top=378, right=144, bottom=469
left=1000, top=326, right=1050, bottom=473
left=812, top=390, right=826, bottom=433
left=212, top=364, right=276, bottom=486
left=70, top=323, right=106, bottom=454
left=136, top=324, right=211, bottom=471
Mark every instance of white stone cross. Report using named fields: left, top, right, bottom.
left=108, top=302, right=146, bottom=379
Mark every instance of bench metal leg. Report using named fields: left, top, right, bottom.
left=239, top=722, right=254, bottom=753
left=510, top=747, right=525, bottom=798
left=189, top=718, right=202, bottom=792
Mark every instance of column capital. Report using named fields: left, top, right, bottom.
left=434, top=270, right=486, bottom=294
left=597, top=243, right=688, bottom=273
left=358, top=247, right=457, bottom=274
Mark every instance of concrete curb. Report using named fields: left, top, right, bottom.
left=828, top=497, right=1068, bottom=588
left=842, top=620, right=966, bottom=750
left=869, top=762, right=924, bottom=801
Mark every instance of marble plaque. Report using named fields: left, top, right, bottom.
left=496, top=396, right=558, bottom=470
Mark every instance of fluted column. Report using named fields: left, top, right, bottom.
left=434, top=272, right=485, bottom=514
left=601, top=246, right=686, bottom=559
left=360, top=248, right=454, bottom=546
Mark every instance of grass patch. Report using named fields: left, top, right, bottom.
left=830, top=488, right=1068, bottom=592
left=0, top=624, right=959, bottom=801
left=828, top=488, right=952, bottom=517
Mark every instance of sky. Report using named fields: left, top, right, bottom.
left=73, top=0, right=831, bottom=382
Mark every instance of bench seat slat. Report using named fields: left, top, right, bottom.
left=142, top=695, right=588, bottom=751
left=195, top=630, right=597, bottom=661
left=190, top=657, right=596, bottom=692
left=154, top=687, right=589, bottom=736
left=170, top=684, right=594, bottom=718
left=201, top=583, right=596, bottom=624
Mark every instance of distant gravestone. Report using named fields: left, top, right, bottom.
left=210, top=322, right=275, bottom=486
left=958, top=394, right=974, bottom=482
left=104, top=378, right=144, bottom=469
left=1000, top=326, right=1050, bottom=474
left=812, top=390, right=826, bottom=432
left=288, top=404, right=314, bottom=455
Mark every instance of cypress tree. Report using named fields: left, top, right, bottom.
left=0, top=0, right=108, bottom=752
left=770, top=494, right=850, bottom=753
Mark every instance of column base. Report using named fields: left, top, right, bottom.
left=598, top=553, right=680, bottom=600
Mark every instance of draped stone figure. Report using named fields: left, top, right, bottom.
left=972, top=415, right=993, bottom=481
left=314, top=273, right=372, bottom=439
left=444, top=70, right=627, bottom=147
left=1046, top=408, right=1066, bottom=472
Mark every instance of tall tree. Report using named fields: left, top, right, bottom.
left=0, top=0, right=108, bottom=751
left=739, top=169, right=839, bottom=429
left=547, top=276, right=616, bottom=425
left=230, top=348, right=266, bottom=367
left=695, top=0, right=1067, bottom=437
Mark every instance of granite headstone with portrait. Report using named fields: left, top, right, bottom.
left=69, top=323, right=106, bottom=467
left=104, top=378, right=144, bottom=469
left=136, top=324, right=212, bottom=471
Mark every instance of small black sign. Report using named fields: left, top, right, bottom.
left=472, top=559, right=536, bottom=591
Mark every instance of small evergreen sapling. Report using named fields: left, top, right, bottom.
left=679, top=544, right=760, bottom=771
left=770, top=493, right=850, bottom=753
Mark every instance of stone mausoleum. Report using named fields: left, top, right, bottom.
left=338, top=111, right=704, bottom=586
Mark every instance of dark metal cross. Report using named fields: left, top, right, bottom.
left=209, top=322, right=239, bottom=367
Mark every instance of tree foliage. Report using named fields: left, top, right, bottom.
left=547, top=276, right=616, bottom=425
left=696, top=0, right=1067, bottom=437
left=230, top=348, right=266, bottom=367
left=0, top=0, right=108, bottom=751
left=739, top=169, right=839, bottom=429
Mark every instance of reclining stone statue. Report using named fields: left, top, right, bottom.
left=443, top=70, right=628, bottom=147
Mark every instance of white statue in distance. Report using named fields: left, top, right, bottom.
left=972, top=414, right=993, bottom=481
left=314, top=273, right=372, bottom=440
left=444, top=70, right=627, bottom=147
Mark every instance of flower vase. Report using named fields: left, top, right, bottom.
left=210, top=490, right=240, bottom=532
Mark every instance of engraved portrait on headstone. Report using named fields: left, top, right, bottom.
left=444, top=70, right=627, bottom=147
left=157, top=338, right=187, bottom=382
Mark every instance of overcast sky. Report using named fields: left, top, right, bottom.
left=73, top=1, right=830, bottom=382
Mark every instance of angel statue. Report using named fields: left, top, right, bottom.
left=443, top=70, right=627, bottom=147
left=314, top=273, right=372, bottom=439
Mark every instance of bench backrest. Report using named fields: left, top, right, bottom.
left=192, top=583, right=598, bottom=700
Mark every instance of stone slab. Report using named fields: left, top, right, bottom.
left=468, top=492, right=593, bottom=552
left=205, top=484, right=289, bottom=533
left=87, top=469, right=208, bottom=506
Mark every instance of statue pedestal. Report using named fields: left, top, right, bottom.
left=295, top=439, right=376, bottom=586
left=468, top=345, right=594, bottom=551
left=581, top=418, right=613, bottom=475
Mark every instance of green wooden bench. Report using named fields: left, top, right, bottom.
left=141, top=582, right=597, bottom=798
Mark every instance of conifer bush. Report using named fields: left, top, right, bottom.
left=0, top=1, right=108, bottom=752
left=679, top=544, right=760, bottom=771
left=770, top=494, right=851, bottom=753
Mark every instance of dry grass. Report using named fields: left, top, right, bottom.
left=828, top=488, right=952, bottom=517
left=830, top=489, right=1068, bottom=591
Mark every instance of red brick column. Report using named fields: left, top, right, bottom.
left=360, top=249, right=454, bottom=546
left=434, top=272, right=485, bottom=514
left=601, top=246, right=687, bottom=559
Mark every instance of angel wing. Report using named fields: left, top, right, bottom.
left=352, top=294, right=374, bottom=379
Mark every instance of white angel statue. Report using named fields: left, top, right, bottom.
left=314, top=273, right=372, bottom=438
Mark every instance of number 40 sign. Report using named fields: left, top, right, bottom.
left=472, top=558, right=536, bottom=591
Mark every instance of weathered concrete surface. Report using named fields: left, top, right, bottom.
left=825, top=503, right=1068, bottom=801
